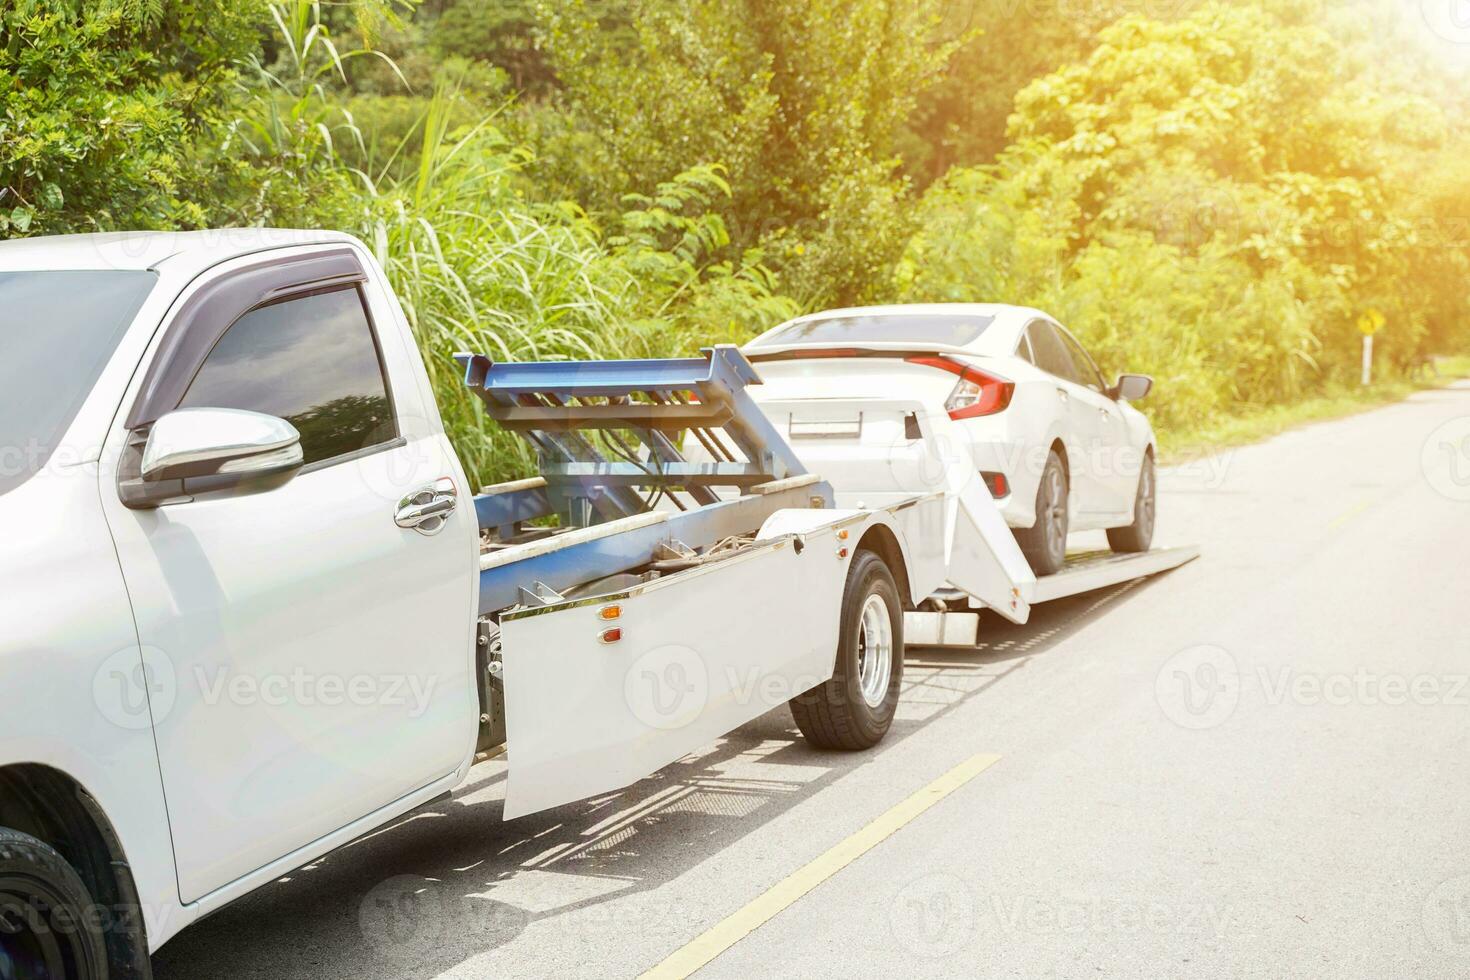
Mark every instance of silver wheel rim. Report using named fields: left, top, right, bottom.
left=1138, top=460, right=1155, bottom=535
left=1043, top=464, right=1067, bottom=563
left=857, top=593, right=894, bottom=708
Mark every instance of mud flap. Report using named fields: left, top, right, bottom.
left=497, top=531, right=845, bottom=819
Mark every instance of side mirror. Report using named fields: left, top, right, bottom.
left=123, top=408, right=303, bottom=507
left=1110, top=374, right=1154, bottom=402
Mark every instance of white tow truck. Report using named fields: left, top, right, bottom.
left=0, top=229, right=1195, bottom=978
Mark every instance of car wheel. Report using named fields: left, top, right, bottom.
left=0, top=828, right=110, bottom=980
left=1015, top=449, right=1068, bottom=575
left=1107, top=451, right=1156, bottom=553
left=789, top=550, right=903, bottom=750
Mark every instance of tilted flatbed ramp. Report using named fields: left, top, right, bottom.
left=1030, top=545, right=1200, bottom=603
left=905, top=545, right=1199, bottom=647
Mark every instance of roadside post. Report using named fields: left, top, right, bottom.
left=1358, top=309, right=1385, bottom=385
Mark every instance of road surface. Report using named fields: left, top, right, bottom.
left=154, top=381, right=1470, bottom=978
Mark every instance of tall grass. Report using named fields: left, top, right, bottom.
left=238, top=4, right=796, bottom=487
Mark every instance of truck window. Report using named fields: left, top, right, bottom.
left=178, top=287, right=397, bottom=466
left=0, top=270, right=157, bottom=497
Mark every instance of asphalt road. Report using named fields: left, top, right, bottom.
left=154, top=381, right=1470, bottom=978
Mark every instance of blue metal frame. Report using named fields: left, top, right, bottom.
left=456, top=345, right=835, bottom=615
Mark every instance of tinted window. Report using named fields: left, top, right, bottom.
left=0, top=270, right=157, bottom=497
left=179, top=288, right=396, bottom=465
left=1058, top=328, right=1106, bottom=391
left=1026, top=321, right=1081, bottom=383
left=1014, top=331, right=1035, bottom=365
left=754, top=314, right=996, bottom=348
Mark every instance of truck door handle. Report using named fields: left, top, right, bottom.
left=396, top=478, right=458, bottom=534
left=1055, top=386, right=1069, bottom=402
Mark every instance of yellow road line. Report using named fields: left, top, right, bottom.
left=1328, top=497, right=1374, bottom=529
left=639, top=752, right=1002, bottom=980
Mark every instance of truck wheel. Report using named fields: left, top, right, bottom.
left=1107, top=451, right=1156, bottom=553
left=1014, top=449, right=1068, bottom=575
left=790, top=550, right=903, bottom=750
left=0, top=828, right=109, bottom=980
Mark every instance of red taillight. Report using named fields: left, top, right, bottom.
left=904, top=356, right=1014, bottom=419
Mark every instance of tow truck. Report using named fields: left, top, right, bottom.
left=0, top=230, right=1194, bottom=977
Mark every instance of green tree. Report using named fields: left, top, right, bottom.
left=0, top=0, right=268, bottom=234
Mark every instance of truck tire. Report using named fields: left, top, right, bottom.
left=1107, top=450, right=1156, bottom=553
left=1014, top=449, right=1068, bottom=575
left=789, top=550, right=903, bottom=750
left=0, top=827, right=110, bottom=980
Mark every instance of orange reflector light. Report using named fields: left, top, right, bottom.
left=599, top=627, right=623, bottom=644
left=599, top=604, right=622, bottom=620
left=836, top=529, right=849, bottom=541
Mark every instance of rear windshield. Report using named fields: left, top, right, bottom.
left=0, top=270, right=157, bottom=497
left=753, top=314, right=996, bottom=349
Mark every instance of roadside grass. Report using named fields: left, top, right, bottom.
left=1158, top=354, right=1470, bottom=461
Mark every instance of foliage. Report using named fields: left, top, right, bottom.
left=895, top=1, right=1469, bottom=435
left=0, top=0, right=267, bottom=234
left=3, top=0, right=1468, bottom=464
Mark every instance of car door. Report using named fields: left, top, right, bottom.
left=1056, top=325, right=1133, bottom=517
left=99, top=246, right=479, bottom=903
left=1023, top=320, right=1108, bottom=518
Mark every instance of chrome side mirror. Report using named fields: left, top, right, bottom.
left=141, top=408, right=303, bottom=482
left=1110, top=374, right=1154, bottom=402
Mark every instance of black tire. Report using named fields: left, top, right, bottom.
left=1014, top=449, right=1069, bottom=576
left=1107, top=451, right=1156, bottom=553
left=789, top=550, right=903, bottom=750
left=0, top=828, right=109, bottom=980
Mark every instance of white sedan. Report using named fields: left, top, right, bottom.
left=740, top=304, right=1158, bottom=574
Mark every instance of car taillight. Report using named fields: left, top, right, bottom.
left=904, top=356, right=1014, bottom=419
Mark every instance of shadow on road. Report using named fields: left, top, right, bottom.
left=152, top=573, right=1166, bottom=979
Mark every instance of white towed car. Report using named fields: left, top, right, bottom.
left=740, top=304, right=1159, bottom=575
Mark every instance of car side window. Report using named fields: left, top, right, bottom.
left=1025, top=321, right=1079, bottom=383
left=1014, top=330, right=1036, bottom=365
left=1057, top=327, right=1107, bottom=392
left=178, top=287, right=397, bottom=466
